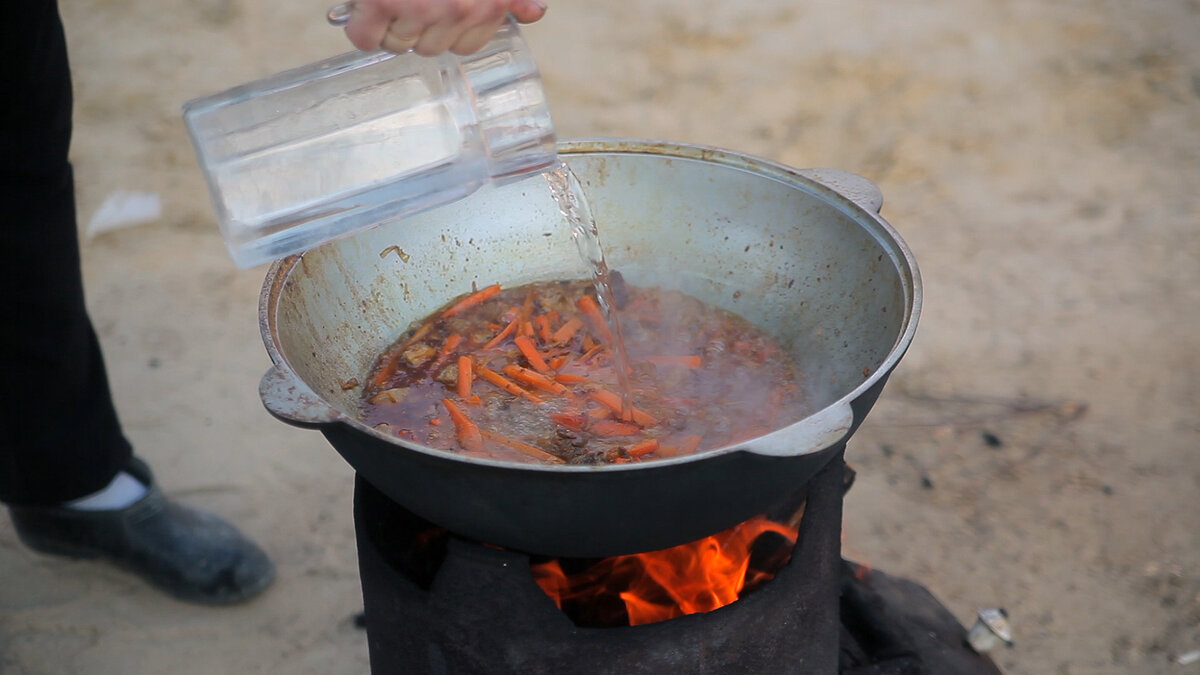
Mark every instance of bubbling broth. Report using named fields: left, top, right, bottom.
left=359, top=278, right=809, bottom=465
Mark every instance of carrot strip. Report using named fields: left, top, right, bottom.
left=587, top=406, right=613, bottom=419
left=579, top=342, right=607, bottom=363
left=476, top=364, right=543, bottom=403
left=577, top=295, right=613, bottom=343
left=645, top=354, right=703, bottom=369
left=534, top=314, right=554, bottom=343
left=678, top=434, right=703, bottom=456
left=499, top=304, right=522, bottom=323
left=588, top=389, right=658, bottom=427
left=441, top=283, right=501, bottom=318
left=627, top=439, right=660, bottom=458
left=480, top=430, right=564, bottom=463
left=456, top=355, right=473, bottom=399
left=513, top=335, right=551, bottom=372
left=654, top=444, right=680, bottom=458
left=520, top=289, right=535, bottom=320
left=589, top=419, right=641, bottom=437
left=554, top=372, right=589, bottom=385
left=371, top=354, right=401, bottom=390
left=551, top=317, right=584, bottom=344
left=548, top=412, right=587, bottom=430
left=502, top=364, right=570, bottom=396
left=547, top=355, right=570, bottom=371
left=439, top=333, right=464, bottom=358
left=442, top=398, right=483, bottom=452
left=481, top=318, right=518, bottom=350
left=427, top=333, right=464, bottom=371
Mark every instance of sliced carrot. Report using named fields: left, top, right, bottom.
left=502, top=364, right=569, bottom=396
left=429, top=333, right=464, bottom=371
left=520, top=288, right=536, bottom=320
left=442, top=398, right=483, bottom=452
left=678, top=434, right=703, bottom=456
left=371, top=353, right=402, bottom=390
left=479, top=429, right=564, bottom=463
left=534, top=314, right=554, bottom=343
left=481, top=318, right=518, bottom=350
left=439, top=333, right=464, bottom=358
left=456, top=355, right=473, bottom=399
left=499, top=304, right=522, bottom=323
left=588, top=389, right=658, bottom=427
left=579, top=342, right=607, bottom=363
left=547, top=355, right=570, bottom=371
left=548, top=412, right=587, bottom=430
left=588, top=419, right=641, bottom=437
left=577, top=295, right=613, bottom=343
left=654, top=444, right=680, bottom=458
left=554, top=372, right=590, bottom=385
left=627, top=438, right=660, bottom=458
left=551, top=317, right=584, bottom=344
left=644, top=354, right=703, bottom=369
left=513, top=335, right=551, bottom=372
left=441, top=283, right=501, bottom=319
left=476, top=364, right=543, bottom=403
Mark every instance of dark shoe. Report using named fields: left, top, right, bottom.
left=8, top=458, right=274, bottom=604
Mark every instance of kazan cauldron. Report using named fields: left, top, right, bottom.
left=258, top=139, right=921, bottom=557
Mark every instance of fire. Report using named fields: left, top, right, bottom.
left=841, top=533, right=873, bottom=580
left=532, top=516, right=798, bottom=626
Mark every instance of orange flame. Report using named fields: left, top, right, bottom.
left=532, top=516, right=798, bottom=626
left=840, top=533, right=873, bottom=580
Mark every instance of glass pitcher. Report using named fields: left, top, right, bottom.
left=183, top=16, right=556, bottom=268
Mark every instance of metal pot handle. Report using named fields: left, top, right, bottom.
left=259, top=363, right=343, bottom=427
left=798, top=169, right=884, bottom=214
left=737, top=400, right=855, bottom=457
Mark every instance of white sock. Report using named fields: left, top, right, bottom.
left=64, top=471, right=149, bottom=511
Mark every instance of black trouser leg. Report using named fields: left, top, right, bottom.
left=0, top=0, right=133, bottom=506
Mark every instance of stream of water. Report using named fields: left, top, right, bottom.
left=544, top=162, right=636, bottom=416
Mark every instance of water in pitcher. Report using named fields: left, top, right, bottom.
left=544, top=163, right=637, bottom=415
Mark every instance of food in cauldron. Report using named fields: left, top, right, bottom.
left=359, top=278, right=809, bottom=464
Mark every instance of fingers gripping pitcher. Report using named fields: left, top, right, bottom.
left=183, top=16, right=556, bottom=268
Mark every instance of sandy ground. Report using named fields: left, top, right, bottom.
left=2, top=0, right=1198, bottom=672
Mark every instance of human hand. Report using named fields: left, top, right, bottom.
left=340, top=0, right=548, bottom=56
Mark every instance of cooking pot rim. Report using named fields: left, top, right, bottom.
left=259, top=138, right=922, bottom=473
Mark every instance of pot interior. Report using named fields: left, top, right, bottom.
left=266, top=142, right=917, bottom=448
